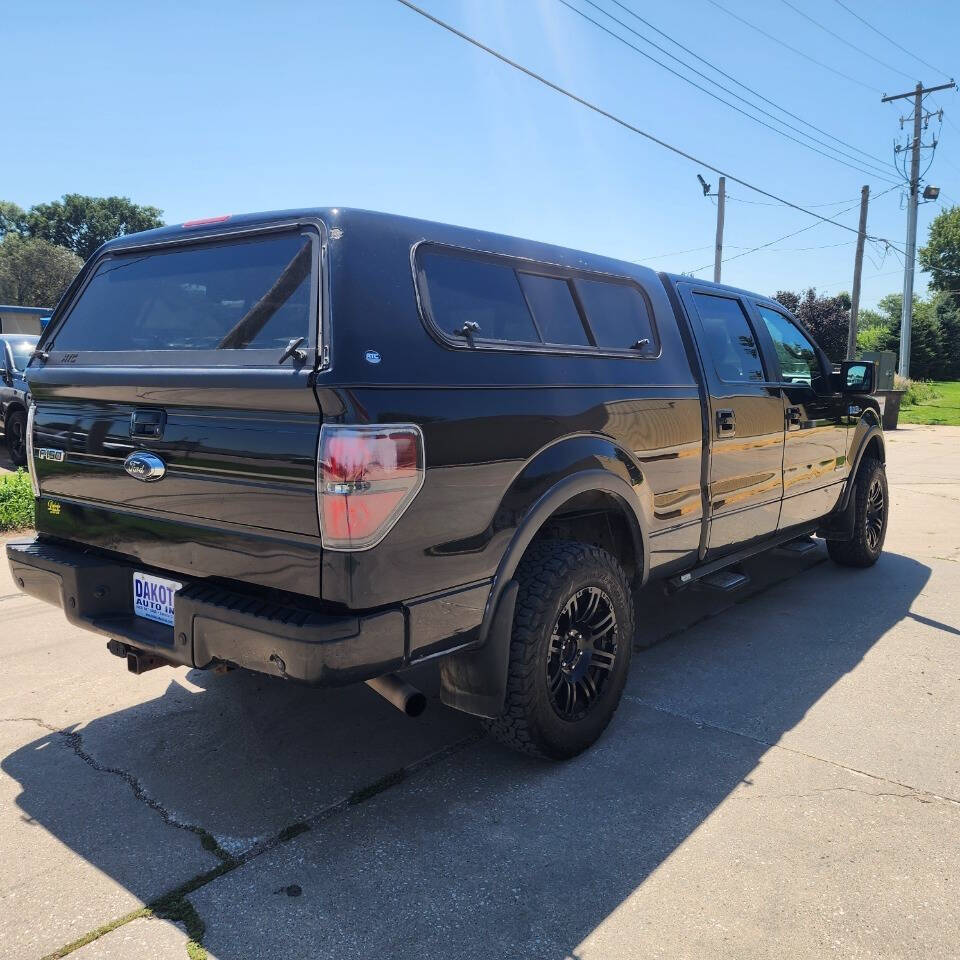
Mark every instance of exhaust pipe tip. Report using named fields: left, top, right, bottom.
left=365, top=674, right=427, bottom=718
left=404, top=690, right=428, bottom=718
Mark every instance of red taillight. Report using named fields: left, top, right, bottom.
left=318, top=425, right=425, bottom=550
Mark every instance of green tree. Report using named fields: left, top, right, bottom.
left=868, top=293, right=946, bottom=379
left=772, top=288, right=851, bottom=362
left=933, top=294, right=960, bottom=379
left=0, top=236, right=83, bottom=307
left=919, top=205, right=960, bottom=294
left=24, top=194, right=164, bottom=262
left=0, top=201, right=26, bottom=239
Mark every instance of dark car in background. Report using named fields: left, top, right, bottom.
left=0, top=333, right=38, bottom=466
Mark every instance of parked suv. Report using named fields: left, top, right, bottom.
left=0, top=333, right=38, bottom=466
left=7, top=210, right=886, bottom=758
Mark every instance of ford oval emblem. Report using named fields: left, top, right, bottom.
left=364, top=350, right=382, bottom=364
left=124, top=451, right=166, bottom=482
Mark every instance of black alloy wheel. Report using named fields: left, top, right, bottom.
left=864, top=476, right=885, bottom=553
left=485, top=540, right=634, bottom=760
left=827, top=456, right=888, bottom=568
left=547, top=586, right=618, bottom=722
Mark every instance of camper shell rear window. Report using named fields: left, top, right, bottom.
left=46, top=228, right=320, bottom=367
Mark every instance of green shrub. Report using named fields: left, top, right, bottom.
left=895, top=375, right=943, bottom=406
left=856, top=323, right=891, bottom=353
left=0, top=469, right=35, bottom=531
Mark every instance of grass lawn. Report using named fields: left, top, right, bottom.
left=898, top=380, right=960, bottom=426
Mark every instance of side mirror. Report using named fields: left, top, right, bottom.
left=841, top=360, right=875, bottom=394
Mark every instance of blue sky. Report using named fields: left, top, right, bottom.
left=5, top=0, right=959, bottom=308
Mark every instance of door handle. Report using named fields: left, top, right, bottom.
left=716, top=408, right=736, bottom=436
left=785, top=406, right=802, bottom=431
left=130, top=408, right=166, bottom=439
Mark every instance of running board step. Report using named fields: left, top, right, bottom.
left=664, top=524, right=818, bottom=594
left=777, top=536, right=818, bottom=555
left=698, top=570, right=751, bottom=592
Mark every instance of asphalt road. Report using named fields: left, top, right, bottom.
left=1, top=425, right=958, bottom=959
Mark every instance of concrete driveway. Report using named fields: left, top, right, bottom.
left=1, top=425, right=958, bottom=959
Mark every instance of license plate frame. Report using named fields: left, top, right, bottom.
left=132, top=571, right=183, bottom=628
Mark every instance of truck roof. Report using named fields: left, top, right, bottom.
left=100, top=207, right=667, bottom=288
left=100, top=208, right=783, bottom=309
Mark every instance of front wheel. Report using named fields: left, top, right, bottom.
left=484, top=540, right=634, bottom=760
left=827, top=457, right=888, bottom=567
left=6, top=409, right=27, bottom=468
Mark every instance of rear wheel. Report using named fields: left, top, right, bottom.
left=827, top=457, right=887, bottom=567
left=6, top=409, right=27, bottom=467
left=484, top=540, right=634, bottom=760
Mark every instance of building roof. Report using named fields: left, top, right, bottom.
left=0, top=304, right=52, bottom=315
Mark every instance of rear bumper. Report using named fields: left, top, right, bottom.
left=6, top=537, right=489, bottom=685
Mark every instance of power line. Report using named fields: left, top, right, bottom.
left=815, top=266, right=906, bottom=292
left=687, top=205, right=863, bottom=274
left=640, top=239, right=854, bottom=262
left=395, top=0, right=905, bottom=251
left=637, top=244, right=714, bottom=261
left=704, top=0, right=881, bottom=94
left=829, top=0, right=953, bottom=81
left=725, top=194, right=860, bottom=207
left=778, top=0, right=915, bottom=83
left=558, top=0, right=897, bottom=183
left=686, top=184, right=901, bottom=274
left=594, top=0, right=893, bottom=172
left=555, top=0, right=898, bottom=183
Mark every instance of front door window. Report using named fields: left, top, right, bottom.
left=755, top=306, right=826, bottom=389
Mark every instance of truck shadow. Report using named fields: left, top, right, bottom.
left=2, top=549, right=931, bottom=959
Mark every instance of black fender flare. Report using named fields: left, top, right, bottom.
left=838, top=418, right=885, bottom=513
left=439, top=465, right=648, bottom=719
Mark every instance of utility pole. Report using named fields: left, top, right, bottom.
left=714, top=176, right=726, bottom=284
left=881, top=79, right=955, bottom=377
left=847, top=185, right=870, bottom=360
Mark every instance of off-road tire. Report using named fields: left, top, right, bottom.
left=484, top=540, right=634, bottom=760
left=827, top=456, right=887, bottom=568
left=6, top=409, right=27, bottom=468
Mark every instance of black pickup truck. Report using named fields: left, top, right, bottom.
left=7, top=208, right=886, bottom=759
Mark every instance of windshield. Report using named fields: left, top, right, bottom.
left=7, top=339, right=37, bottom=372
left=51, top=231, right=314, bottom=356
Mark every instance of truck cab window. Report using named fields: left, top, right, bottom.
left=692, top=293, right=764, bottom=382
left=756, top=306, right=825, bottom=389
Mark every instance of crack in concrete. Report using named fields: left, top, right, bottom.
left=624, top=698, right=960, bottom=808
left=0, top=716, right=234, bottom=863
left=735, top=785, right=935, bottom=804
left=31, top=727, right=484, bottom=959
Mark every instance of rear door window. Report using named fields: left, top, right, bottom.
left=52, top=231, right=315, bottom=361
left=692, top=293, right=765, bottom=383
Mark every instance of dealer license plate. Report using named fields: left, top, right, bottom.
left=132, top=572, right=183, bottom=627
